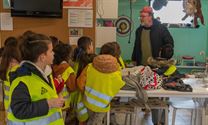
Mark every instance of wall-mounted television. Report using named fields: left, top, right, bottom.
left=10, top=0, right=63, bottom=18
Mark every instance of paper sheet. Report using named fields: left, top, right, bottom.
left=69, top=36, right=80, bottom=45
left=0, top=12, right=13, bottom=31
left=68, top=9, right=93, bottom=28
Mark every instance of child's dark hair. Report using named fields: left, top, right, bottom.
left=0, top=37, right=21, bottom=80
left=76, top=53, right=97, bottom=78
left=100, top=42, right=121, bottom=58
left=100, top=42, right=122, bottom=66
left=53, top=43, right=73, bottom=65
left=4, top=37, right=18, bottom=47
left=0, top=47, right=4, bottom=57
left=73, top=36, right=92, bottom=62
left=20, top=33, right=51, bottom=63
left=49, top=36, right=62, bottom=48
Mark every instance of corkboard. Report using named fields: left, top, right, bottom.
left=0, top=0, right=95, bottom=48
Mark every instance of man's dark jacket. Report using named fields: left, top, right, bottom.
left=132, top=20, right=174, bottom=65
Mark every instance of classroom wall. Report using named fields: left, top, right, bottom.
left=117, top=0, right=208, bottom=62
left=0, top=0, right=96, bottom=48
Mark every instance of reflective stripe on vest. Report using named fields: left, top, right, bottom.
left=76, top=92, right=89, bottom=122
left=4, top=81, right=10, bottom=110
left=85, top=86, right=112, bottom=102
left=85, top=86, right=111, bottom=108
left=4, top=84, right=10, bottom=91
left=4, top=84, right=10, bottom=101
left=4, top=95, right=9, bottom=100
left=77, top=102, right=87, bottom=115
left=7, top=112, right=61, bottom=125
left=85, top=95, right=108, bottom=108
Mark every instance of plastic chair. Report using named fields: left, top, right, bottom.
left=170, top=99, right=200, bottom=125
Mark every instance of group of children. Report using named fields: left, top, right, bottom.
left=0, top=31, right=125, bottom=125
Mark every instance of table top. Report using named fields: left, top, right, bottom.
left=117, top=78, right=208, bottom=98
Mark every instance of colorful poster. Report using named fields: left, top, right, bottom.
left=63, top=0, right=93, bottom=9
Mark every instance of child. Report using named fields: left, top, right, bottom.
left=0, top=37, right=21, bottom=111
left=49, top=36, right=63, bottom=48
left=100, top=42, right=125, bottom=69
left=71, top=36, right=94, bottom=124
left=77, top=54, right=125, bottom=125
left=111, top=42, right=125, bottom=69
left=8, top=33, right=65, bottom=125
left=52, top=43, right=76, bottom=106
left=73, top=36, right=94, bottom=74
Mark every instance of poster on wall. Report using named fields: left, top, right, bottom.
left=69, top=28, right=83, bottom=45
left=0, top=12, right=13, bottom=31
left=68, top=9, right=93, bottom=28
left=63, top=0, right=93, bottom=9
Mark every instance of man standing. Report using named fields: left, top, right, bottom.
left=132, top=6, right=174, bottom=66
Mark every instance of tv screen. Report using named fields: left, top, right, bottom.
left=149, top=0, right=194, bottom=28
left=11, top=0, right=63, bottom=18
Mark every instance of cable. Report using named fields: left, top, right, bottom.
left=96, top=0, right=104, bottom=19
left=128, top=0, right=133, bottom=44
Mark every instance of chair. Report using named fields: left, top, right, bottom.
left=110, top=101, right=136, bottom=125
left=181, top=56, right=195, bottom=66
left=170, top=99, right=200, bottom=125
left=109, top=98, right=169, bottom=125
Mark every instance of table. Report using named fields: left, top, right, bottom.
left=114, top=78, right=208, bottom=125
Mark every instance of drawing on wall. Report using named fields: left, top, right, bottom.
left=63, top=0, right=93, bottom=9
left=70, top=28, right=83, bottom=36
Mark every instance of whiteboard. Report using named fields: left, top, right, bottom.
left=96, top=27, right=116, bottom=47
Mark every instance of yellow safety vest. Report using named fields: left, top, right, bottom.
left=73, top=62, right=79, bottom=74
left=164, top=65, right=177, bottom=76
left=76, top=92, right=89, bottom=122
left=83, top=64, right=125, bottom=112
left=60, top=66, right=74, bottom=110
left=7, top=74, right=64, bottom=125
left=119, top=56, right=125, bottom=69
left=3, top=65, right=19, bottom=110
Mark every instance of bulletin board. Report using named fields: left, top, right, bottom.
left=0, top=0, right=96, bottom=48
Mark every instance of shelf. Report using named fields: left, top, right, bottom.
left=176, top=66, right=205, bottom=69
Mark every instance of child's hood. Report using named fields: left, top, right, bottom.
left=92, top=54, right=119, bottom=73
